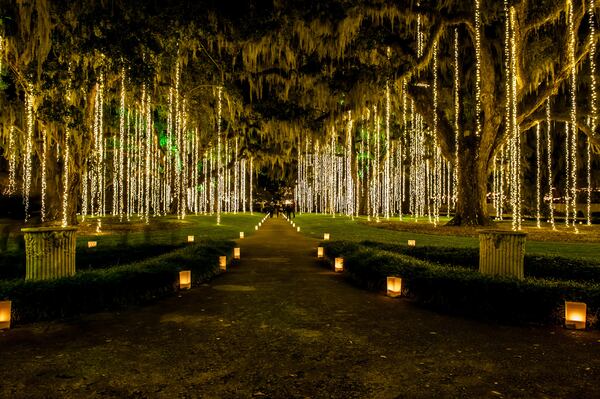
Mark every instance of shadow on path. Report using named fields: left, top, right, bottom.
left=0, top=217, right=599, bottom=398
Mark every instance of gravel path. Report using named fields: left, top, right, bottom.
left=0, top=217, right=598, bottom=398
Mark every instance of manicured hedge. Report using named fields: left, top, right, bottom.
left=360, top=240, right=600, bottom=283
left=0, top=243, right=188, bottom=280
left=0, top=240, right=234, bottom=325
left=323, top=241, right=600, bottom=327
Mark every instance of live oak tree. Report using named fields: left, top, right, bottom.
left=0, top=0, right=598, bottom=226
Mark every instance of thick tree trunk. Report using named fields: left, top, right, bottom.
left=448, top=137, right=491, bottom=226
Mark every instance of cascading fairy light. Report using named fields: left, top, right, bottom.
left=249, top=157, right=253, bottom=214
left=180, top=99, right=187, bottom=219
left=174, top=64, right=182, bottom=218
left=384, top=48, right=391, bottom=219
left=241, top=156, right=246, bottom=213
left=505, top=5, right=521, bottom=231
left=225, top=138, right=230, bottom=213
left=216, top=86, right=223, bottom=224
left=374, top=105, right=380, bottom=221
left=145, top=89, right=152, bottom=224
left=587, top=0, right=597, bottom=225
left=346, top=111, right=354, bottom=216
left=126, top=110, right=132, bottom=220
left=40, top=130, right=47, bottom=222
left=511, top=6, right=521, bottom=230
left=535, top=123, right=541, bottom=228
left=209, top=148, right=214, bottom=214
left=453, top=28, right=460, bottom=210
left=118, top=66, right=126, bottom=220
left=23, top=83, right=34, bottom=223
left=432, top=42, right=440, bottom=226
left=498, top=148, right=504, bottom=219
left=94, top=71, right=105, bottom=231
left=234, top=136, right=239, bottom=213
left=568, top=0, right=578, bottom=231
left=4, top=126, right=16, bottom=195
left=474, top=0, right=482, bottom=138
left=0, top=34, right=3, bottom=74
left=564, top=122, right=571, bottom=227
left=82, top=165, right=88, bottom=221
left=492, top=155, right=498, bottom=217
left=401, top=81, right=407, bottom=220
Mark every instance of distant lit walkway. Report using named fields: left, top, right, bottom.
left=1, top=217, right=599, bottom=398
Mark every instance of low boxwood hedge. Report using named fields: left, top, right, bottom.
left=0, top=240, right=234, bottom=325
left=323, top=241, right=600, bottom=327
left=0, top=243, right=188, bottom=281
left=359, top=240, right=600, bottom=283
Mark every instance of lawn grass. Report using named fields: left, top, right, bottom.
left=75, top=213, right=264, bottom=249
left=294, top=213, right=600, bottom=260
left=0, top=213, right=264, bottom=280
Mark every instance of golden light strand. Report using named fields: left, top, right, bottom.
left=568, top=0, right=578, bottom=232
left=249, top=156, right=253, bottom=215
left=216, top=86, right=222, bottom=224
left=508, top=6, right=521, bottom=230
left=346, top=110, right=354, bottom=216
left=118, top=66, right=126, bottom=220
left=145, top=88, right=152, bottom=224
left=453, top=28, right=460, bottom=210
left=474, top=0, right=482, bottom=138
left=432, top=42, right=440, bottom=226
left=587, top=0, right=597, bottom=225
left=564, top=122, right=570, bottom=227
left=23, top=84, right=34, bottom=223
left=41, top=129, right=47, bottom=222
left=4, top=126, right=16, bottom=195
left=535, top=123, right=541, bottom=228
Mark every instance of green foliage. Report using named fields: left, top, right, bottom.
left=322, top=241, right=600, bottom=327
left=0, top=240, right=234, bottom=325
left=359, top=240, right=600, bottom=283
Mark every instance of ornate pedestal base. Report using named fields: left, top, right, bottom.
left=21, top=227, right=77, bottom=280
left=479, top=230, right=527, bottom=279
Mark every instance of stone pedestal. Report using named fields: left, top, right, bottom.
left=478, top=230, right=527, bottom=279
left=21, top=227, right=77, bottom=280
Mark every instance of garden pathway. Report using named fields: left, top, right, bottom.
left=0, top=217, right=599, bottom=398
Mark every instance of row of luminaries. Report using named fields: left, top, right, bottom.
left=179, top=213, right=275, bottom=289
left=313, top=238, right=588, bottom=332
left=1, top=214, right=272, bottom=330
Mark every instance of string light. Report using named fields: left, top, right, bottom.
left=346, top=110, right=354, bottom=216
left=216, top=86, right=222, bottom=225
left=432, top=42, right=440, bottom=226
left=4, top=126, right=16, bottom=195
left=535, top=123, right=541, bottom=228
left=474, top=0, right=482, bottom=138
left=118, top=66, right=126, bottom=220
left=384, top=59, right=391, bottom=219
left=60, top=71, right=74, bottom=227
left=23, top=83, right=34, bottom=223
left=82, top=164, right=88, bottom=221
left=564, top=122, right=570, bottom=227
left=453, top=28, right=460, bottom=211
left=145, top=88, right=152, bottom=224
left=249, top=156, right=253, bottom=214
left=41, top=129, right=47, bottom=222
left=568, top=0, right=578, bottom=232
left=587, top=0, right=597, bottom=226
left=506, top=5, right=521, bottom=231
left=0, top=34, right=3, bottom=74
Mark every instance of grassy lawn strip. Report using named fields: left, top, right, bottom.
left=0, top=240, right=234, bottom=325
left=295, top=214, right=600, bottom=260
left=323, top=241, right=600, bottom=327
